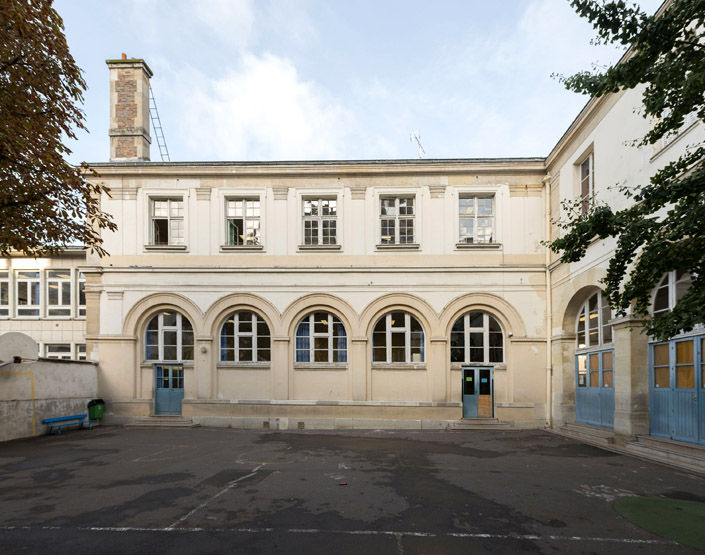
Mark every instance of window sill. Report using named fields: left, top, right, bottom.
left=455, top=242, right=501, bottom=250
left=297, top=244, right=342, bottom=252
left=375, top=243, right=420, bottom=251
left=294, top=364, right=348, bottom=371
left=144, top=244, right=188, bottom=251
left=450, top=363, right=506, bottom=370
left=372, top=363, right=427, bottom=370
left=217, top=362, right=271, bottom=370
left=220, top=245, right=264, bottom=252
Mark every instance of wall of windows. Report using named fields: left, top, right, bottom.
left=0, top=268, right=86, bottom=319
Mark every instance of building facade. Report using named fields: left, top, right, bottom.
left=1, top=55, right=702, bottom=443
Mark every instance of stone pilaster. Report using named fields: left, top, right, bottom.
left=612, top=316, right=650, bottom=444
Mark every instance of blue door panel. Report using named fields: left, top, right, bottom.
left=650, top=389, right=671, bottom=437
left=600, top=389, right=615, bottom=428
left=155, top=364, right=184, bottom=415
left=672, top=390, right=698, bottom=442
left=462, top=367, right=478, bottom=418
left=649, top=337, right=704, bottom=446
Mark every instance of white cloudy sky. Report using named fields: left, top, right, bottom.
left=55, top=0, right=663, bottom=163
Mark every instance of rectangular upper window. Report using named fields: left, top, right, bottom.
left=579, top=153, right=594, bottom=214
left=16, top=270, right=40, bottom=317
left=77, top=271, right=86, bottom=317
left=380, top=196, right=415, bottom=245
left=0, top=271, right=8, bottom=317
left=45, top=343, right=71, bottom=360
left=302, top=198, right=337, bottom=246
left=47, top=270, right=72, bottom=317
left=226, top=198, right=261, bottom=246
left=459, top=196, right=494, bottom=244
left=150, top=198, right=184, bottom=246
left=76, top=344, right=87, bottom=360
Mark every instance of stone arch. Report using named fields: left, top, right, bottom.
left=561, top=285, right=605, bottom=336
left=204, top=293, right=281, bottom=340
left=360, top=293, right=438, bottom=338
left=439, top=293, right=526, bottom=339
left=122, top=292, right=205, bottom=338
left=282, top=294, right=358, bottom=338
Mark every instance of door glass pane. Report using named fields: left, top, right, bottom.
left=653, top=344, right=669, bottom=366
left=702, top=338, right=705, bottom=389
left=654, top=366, right=670, bottom=388
left=602, top=351, right=613, bottom=370
left=479, top=369, right=491, bottom=395
left=676, top=366, right=694, bottom=389
left=577, top=354, right=587, bottom=387
left=676, top=340, right=693, bottom=364
left=602, top=370, right=613, bottom=388
left=463, top=371, right=475, bottom=395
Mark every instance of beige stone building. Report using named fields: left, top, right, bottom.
left=1, top=55, right=703, bottom=446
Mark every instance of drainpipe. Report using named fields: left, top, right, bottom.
left=543, top=173, right=553, bottom=429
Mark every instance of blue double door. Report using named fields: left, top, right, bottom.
left=155, top=364, right=184, bottom=415
left=575, top=350, right=614, bottom=428
left=462, top=366, right=493, bottom=418
left=650, top=337, right=705, bottom=445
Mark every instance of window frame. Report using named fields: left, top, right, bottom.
left=15, top=270, right=41, bottom=317
left=295, top=311, right=348, bottom=365
left=44, top=343, right=72, bottom=360
left=576, top=291, right=613, bottom=351
left=148, top=197, right=186, bottom=248
left=301, top=197, right=338, bottom=247
left=46, top=269, right=72, bottom=318
left=224, top=197, right=262, bottom=248
left=450, top=310, right=504, bottom=365
left=378, top=195, right=418, bottom=248
left=457, top=195, right=495, bottom=245
left=144, top=311, right=194, bottom=362
left=219, top=310, right=271, bottom=363
left=372, top=311, right=425, bottom=365
left=578, top=152, right=594, bottom=214
left=76, top=271, right=86, bottom=318
left=0, top=271, right=9, bottom=317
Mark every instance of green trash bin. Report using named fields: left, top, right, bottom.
left=87, top=399, right=104, bottom=420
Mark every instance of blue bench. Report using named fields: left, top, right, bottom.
left=43, top=414, right=95, bottom=435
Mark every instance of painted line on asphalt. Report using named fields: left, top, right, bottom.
left=0, top=525, right=676, bottom=545
left=166, top=464, right=264, bottom=529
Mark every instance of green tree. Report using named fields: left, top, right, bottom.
left=550, top=0, right=705, bottom=340
left=0, top=0, right=115, bottom=257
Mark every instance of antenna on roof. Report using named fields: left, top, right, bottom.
left=410, top=131, right=425, bottom=159
left=148, top=84, right=171, bottom=162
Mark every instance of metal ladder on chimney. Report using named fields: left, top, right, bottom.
left=148, top=84, right=170, bottom=162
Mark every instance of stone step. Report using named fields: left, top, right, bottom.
left=126, top=416, right=199, bottom=428
left=625, top=436, right=705, bottom=474
left=554, top=422, right=615, bottom=446
left=447, top=418, right=515, bottom=431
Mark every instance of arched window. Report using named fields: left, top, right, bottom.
left=220, top=310, right=270, bottom=362
left=653, top=270, right=692, bottom=317
left=145, top=310, right=194, bottom=361
left=450, top=311, right=503, bottom=364
left=576, top=292, right=612, bottom=350
left=295, top=311, right=347, bottom=363
left=372, top=311, right=424, bottom=363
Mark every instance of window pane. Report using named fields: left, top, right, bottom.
left=676, top=340, right=693, bottom=364
left=459, top=197, right=475, bottom=215
left=653, top=343, right=669, bottom=366
left=654, top=366, right=670, bottom=388
left=163, top=346, right=177, bottom=360
left=390, top=312, right=405, bottom=327
left=577, top=354, right=587, bottom=387
left=602, top=351, right=613, bottom=370
left=162, top=311, right=177, bottom=327
left=676, top=366, right=694, bottom=389
left=469, top=311, right=483, bottom=328
left=153, top=219, right=168, bottom=244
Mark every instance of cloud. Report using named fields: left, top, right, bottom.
left=174, top=53, right=357, bottom=160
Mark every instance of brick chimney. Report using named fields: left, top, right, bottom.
left=106, top=54, right=153, bottom=161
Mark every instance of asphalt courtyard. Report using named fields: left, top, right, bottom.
left=0, top=427, right=703, bottom=554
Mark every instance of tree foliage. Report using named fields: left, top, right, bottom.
left=0, top=0, right=115, bottom=257
left=550, top=0, right=705, bottom=341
